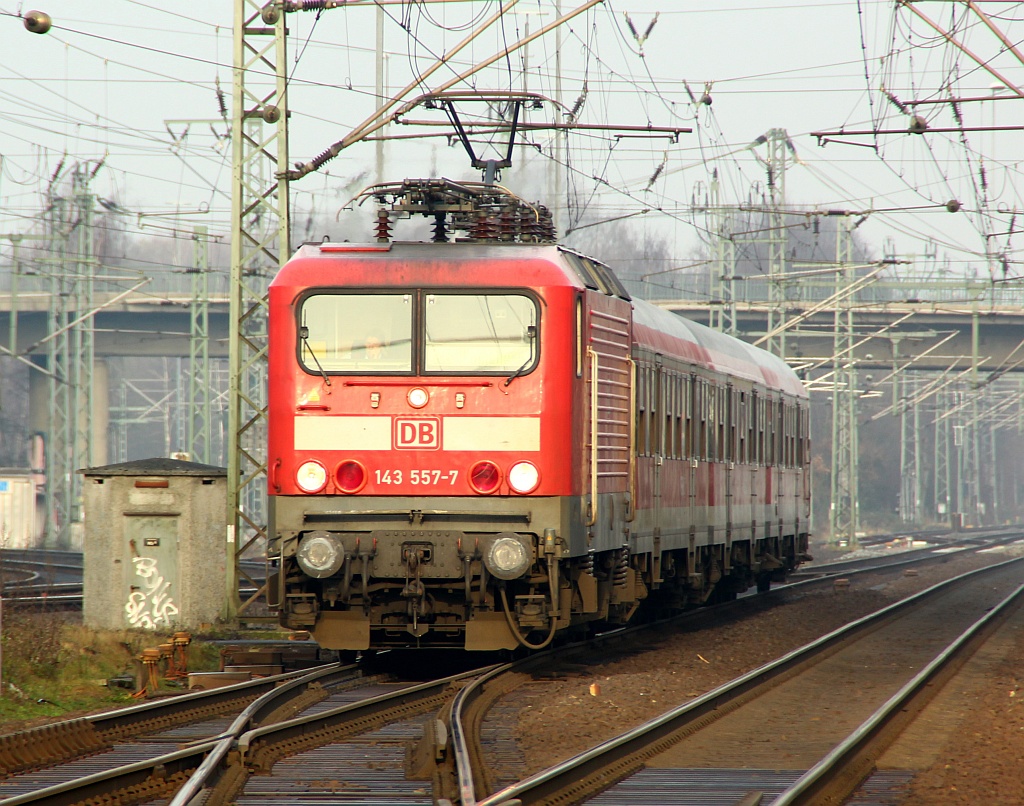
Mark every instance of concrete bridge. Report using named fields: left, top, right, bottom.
left=1, top=288, right=1021, bottom=374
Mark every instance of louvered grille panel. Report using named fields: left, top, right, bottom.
left=590, top=308, right=632, bottom=491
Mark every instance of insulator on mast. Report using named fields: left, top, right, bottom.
left=215, top=78, right=228, bottom=118
left=498, top=207, right=517, bottom=241
left=374, top=208, right=392, bottom=243
left=470, top=212, right=496, bottom=242
left=431, top=213, right=449, bottom=243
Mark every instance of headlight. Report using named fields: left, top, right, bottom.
left=296, top=531, right=345, bottom=578
left=407, top=387, right=429, bottom=408
left=484, top=534, right=532, bottom=580
left=507, top=461, right=540, bottom=494
left=296, top=460, right=327, bottom=493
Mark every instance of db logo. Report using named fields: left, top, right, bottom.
left=395, top=418, right=440, bottom=450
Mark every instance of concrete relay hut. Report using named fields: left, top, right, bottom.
left=80, top=457, right=228, bottom=631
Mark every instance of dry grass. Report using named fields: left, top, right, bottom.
left=0, top=609, right=223, bottom=731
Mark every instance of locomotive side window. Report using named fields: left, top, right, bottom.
left=575, top=297, right=583, bottom=378
left=300, top=293, right=413, bottom=372
left=424, top=293, right=537, bottom=374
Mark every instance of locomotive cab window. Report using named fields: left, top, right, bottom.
left=424, top=293, right=537, bottom=374
left=300, top=293, right=413, bottom=373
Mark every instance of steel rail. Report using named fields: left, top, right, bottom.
left=462, top=555, right=1024, bottom=806
left=773, top=580, right=1024, bottom=804
left=0, top=663, right=355, bottom=787
left=87, top=662, right=352, bottom=736
left=0, top=740, right=219, bottom=806
left=166, top=662, right=368, bottom=806
left=789, top=528, right=1024, bottom=579
left=235, top=665, right=498, bottom=760
left=168, top=664, right=500, bottom=806
left=442, top=533, right=1022, bottom=803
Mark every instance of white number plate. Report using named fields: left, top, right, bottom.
left=374, top=469, right=460, bottom=485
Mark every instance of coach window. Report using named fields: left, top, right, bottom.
left=785, top=404, right=794, bottom=467
left=424, top=293, right=537, bottom=373
left=756, top=396, right=765, bottom=465
left=682, top=375, right=693, bottom=458
left=775, top=402, right=781, bottom=467
left=299, top=293, right=413, bottom=373
left=791, top=405, right=798, bottom=467
left=736, top=391, right=745, bottom=465
left=749, top=394, right=756, bottom=464
left=796, top=407, right=802, bottom=466
left=658, top=370, right=668, bottom=457
left=725, top=387, right=733, bottom=462
left=705, top=382, right=716, bottom=461
left=695, top=381, right=704, bottom=460
left=717, top=386, right=727, bottom=462
left=651, top=367, right=661, bottom=455
left=780, top=403, right=789, bottom=467
left=636, top=366, right=648, bottom=456
left=672, top=375, right=682, bottom=458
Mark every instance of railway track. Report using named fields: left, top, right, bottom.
left=457, top=555, right=1024, bottom=805
left=0, top=663, right=367, bottom=803
left=0, top=657, right=499, bottom=806
left=791, top=526, right=1023, bottom=579
left=1, top=536, right=1019, bottom=805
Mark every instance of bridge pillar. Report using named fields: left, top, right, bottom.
left=27, top=358, right=50, bottom=543
left=28, top=358, right=49, bottom=436
left=91, top=359, right=109, bottom=467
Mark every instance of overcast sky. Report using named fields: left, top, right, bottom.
left=1, top=1, right=1022, bottom=280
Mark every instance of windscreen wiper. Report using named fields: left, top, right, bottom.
left=505, top=325, right=537, bottom=387
left=300, top=326, right=331, bottom=387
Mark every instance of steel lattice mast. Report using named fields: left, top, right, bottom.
left=188, top=226, right=212, bottom=464
left=764, top=128, right=791, bottom=359
left=829, top=216, right=859, bottom=545
left=227, top=0, right=290, bottom=620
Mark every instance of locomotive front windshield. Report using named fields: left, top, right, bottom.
left=299, top=291, right=538, bottom=375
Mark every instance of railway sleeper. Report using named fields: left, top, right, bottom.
left=0, top=719, right=109, bottom=777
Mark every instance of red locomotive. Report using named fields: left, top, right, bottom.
left=267, top=179, right=811, bottom=651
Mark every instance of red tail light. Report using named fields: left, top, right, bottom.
left=336, top=460, right=367, bottom=494
left=469, top=460, right=501, bottom=494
